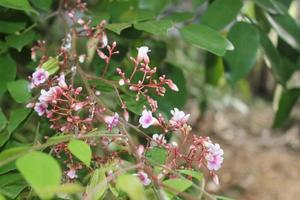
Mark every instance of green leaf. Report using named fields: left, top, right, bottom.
left=85, top=168, right=107, bottom=200
left=0, top=0, right=36, bottom=13
left=121, top=94, right=147, bottom=115
left=224, top=22, right=259, bottom=83
left=205, top=54, right=224, bottom=86
left=259, top=31, right=293, bottom=85
left=265, top=12, right=300, bottom=50
left=134, top=20, right=173, bottom=36
left=0, top=173, right=27, bottom=199
left=0, top=55, right=17, bottom=96
left=7, top=108, right=31, bottom=134
left=0, top=193, right=5, bottom=200
left=30, top=0, right=52, bottom=11
left=0, top=21, right=26, bottom=34
left=180, top=24, right=233, bottom=56
left=0, top=110, right=7, bottom=131
left=0, top=130, right=9, bottom=148
left=68, top=139, right=92, bottom=167
left=252, top=0, right=283, bottom=14
left=162, top=178, right=192, bottom=199
left=5, top=31, right=37, bottom=52
left=7, top=80, right=31, bottom=103
left=201, top=0, right=242, bottom=30
left=106, top=23, right=132, bottom=34
left=16, top=152, right=62, bottom=199
left=273, top=88, right=300, bottom=128
left=178, top=169, right=203, bottom=181
left=157, top=63, right=187, bottom=113
left=138, top=0, right=170, bottom=14
left=215, top=195, right=234, bottom=200
left=119, top=9, right=155, bottom=23
left=0, top=146, right=30, bottom=168
left=163, top=12, right=194, bottom=23
left=145, top=147, right=167, bottom=165
left=116, top=174, right=146, bottom=200
left=41, top=183, right=83, bottom=195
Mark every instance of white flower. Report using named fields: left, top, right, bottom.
left=137, top=46, right=150, bottom=64
left=119, top=79, right=125, bottom=86
left=67, top=169, right=78, bottom=179
left=139, top=109, right=155, bottom=129
left=150, top=134, right=167, bottom=147
left=30, top=68, right=49, bottom=88
left=34, top=102, right=48, bottom=116
left=78, top=54, right=85, bottom=63
left=136, top=171, right=151, bottom=186
left=169, top=108, right=190, bottom=127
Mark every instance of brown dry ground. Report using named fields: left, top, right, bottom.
left=192, top=102, right=300, bottom=200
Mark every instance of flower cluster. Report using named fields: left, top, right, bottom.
left=25, top=0, right=224, bottom=196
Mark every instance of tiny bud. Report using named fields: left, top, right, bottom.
left=212, top=173, right=219, bottom=185
left=95, top=90, right=101, bottom=96
left=123, top=110, right=129, bottom=122
left=167, top=82, right=179, bottom=92
left=77, top=18, right=85, bottom=25
left=119, top=79, right=125, bottom=86
left=26, top=102, right=35, bottom=108
left=78, top=54, right=85, bottom=63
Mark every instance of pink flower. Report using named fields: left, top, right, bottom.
left=150, top=134, right=167, bottom=147
left=205, top=143, right=224, bottom=171
left=34, top=102, right=48, bottom=116
left=212, top=173, right=219, bottom=185
left=30, top=68, right=49, bottom=89
left=139, top=109, right=155, bottom=129
left=104, top=113, right=119, bottom=130
left=67, top=169, right=78, bottom=179
left=57, top=73, right=68, bottom=89
left=137, top=46, right=150, bottom=64
left=167, top=81, right=179, bottom=92
left=72, top=102, right=85, bottom=111
left=169, top=108, right=190, bottom=128
left=136, top=171, right=151, bottom=186
left=39, top=86, right=63, bottom=104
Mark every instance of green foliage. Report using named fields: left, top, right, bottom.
left=5, top=30, right=38, bottom=52
left=134, top=20, right=173, bottom=36
left=85, top=168, right=108, bottom=200
left=224, top=22, right=260, bottom=84
left=273, top=88, right=300, bottom=128
left=0, top=55, right=16, bottom=96
left=180, top=24, right=233, bottom=56
left=7, top=80, right=31, bottom=103
left=0, top=21, right=26, bottom=34
left=0, top=0, right=36, bottom=13
left=16, top=152, right=62, bottom=199
left=116, top=174, right=146, bottom=200
left=201, top=0, right=243, bottom=30
left=145, top=147, right=167, bottom=165
left=68, top=139, right=92, bottom=167
left=178, top=169, right=203, bottom=181
left=163, top=178, right=193, bottom=199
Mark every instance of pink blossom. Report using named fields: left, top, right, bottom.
left=34, top=102, right=48, bottom=116
left=137, top=145, right=144, bottom=158
left=150, top=134, right=167, bottom=147
left=212, top=173, right=219, bottom=185
left=72, top=102, right=85, bottom=111
left=67, top=169, right=78, bottom=179
left=104, top=113, right=119, bottom=130
left=30, top=68, right=49, bottom=89
left=57, top=73, right=68, bottom=89
left=139, top=109, right=154, bottom=129
left=39, top=86, right=63, bottom=104
left=137, top=46, right=150, bottom=64
left=169, top=108, right=190, bottom=128
left=167, top=81, right=179, bottom=92
left=205, top=143, right=224, bottom=171
left=136, top=171, right=151, bottom=186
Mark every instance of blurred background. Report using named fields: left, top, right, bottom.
left=1, top=0, right=300, bottom=199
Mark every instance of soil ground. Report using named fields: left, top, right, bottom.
left=192, top=101, right=300, bottom=200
